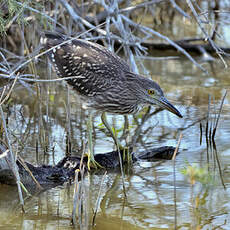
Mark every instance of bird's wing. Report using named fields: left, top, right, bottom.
left=41, top=32, right=131, bottom=96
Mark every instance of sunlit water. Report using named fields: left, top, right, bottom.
left=1, top=53, right=230, bottom=230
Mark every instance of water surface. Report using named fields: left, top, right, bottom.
left=1, top=53, right=230, bottom=230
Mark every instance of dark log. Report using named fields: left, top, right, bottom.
left=0, top=143, right=177, bottom=194
left=142, top=39, right=230, bottom=55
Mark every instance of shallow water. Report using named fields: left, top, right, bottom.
left=0, top=52, right=230, bottom=230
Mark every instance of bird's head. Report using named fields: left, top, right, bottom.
left=129, top=74, right=183, bottom=118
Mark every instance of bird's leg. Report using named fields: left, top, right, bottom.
left=101, top=112, right=121, bottom=148
left=101, top=112, right=131, bottom=164
left=123, top=115, right=132, bottom=167
left=86, top=112, right=103, bottom=170
left=101, top=112, right=127, bottom=197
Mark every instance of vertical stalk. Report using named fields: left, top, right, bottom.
left=0, top=106, right=25, bottom=211
left=172, top=133, right=182, bottom=230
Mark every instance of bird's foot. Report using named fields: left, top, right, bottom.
left=84, top=152, right=104, bottom=170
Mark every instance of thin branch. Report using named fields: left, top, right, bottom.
left=169, top=0, right=190, bottom=18
left=15, top=1, right=66, bottom=30
left=18, top=155, right=43, bottom=190
left=172, top=133, right=183, bottom=160
left=92, top=171, right=107, bottom=226
left=0, top=73, right=19, bottom=106
left=0, top=74, right=84, bottom=83
left=121, top=15, right=208, bottom=73
left=186, top=0, right=228, bottom=68
left=58, top=0, right=107, bottom=36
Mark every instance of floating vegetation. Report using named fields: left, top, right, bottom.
left=181, top=162, right=215, bottom=186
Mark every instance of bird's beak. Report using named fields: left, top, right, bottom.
left=157, top=96, right=183, bottom=118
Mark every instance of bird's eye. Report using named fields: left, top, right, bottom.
left=148, top=89, right=155, bottom=95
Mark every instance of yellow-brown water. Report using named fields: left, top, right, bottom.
left=0, top=54, right=230, bottom=229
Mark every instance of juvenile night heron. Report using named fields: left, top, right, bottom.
left=41, top=32, right=182, bottom=168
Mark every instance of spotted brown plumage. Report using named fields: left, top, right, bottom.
left=40, top=32, right=182, bottom=118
